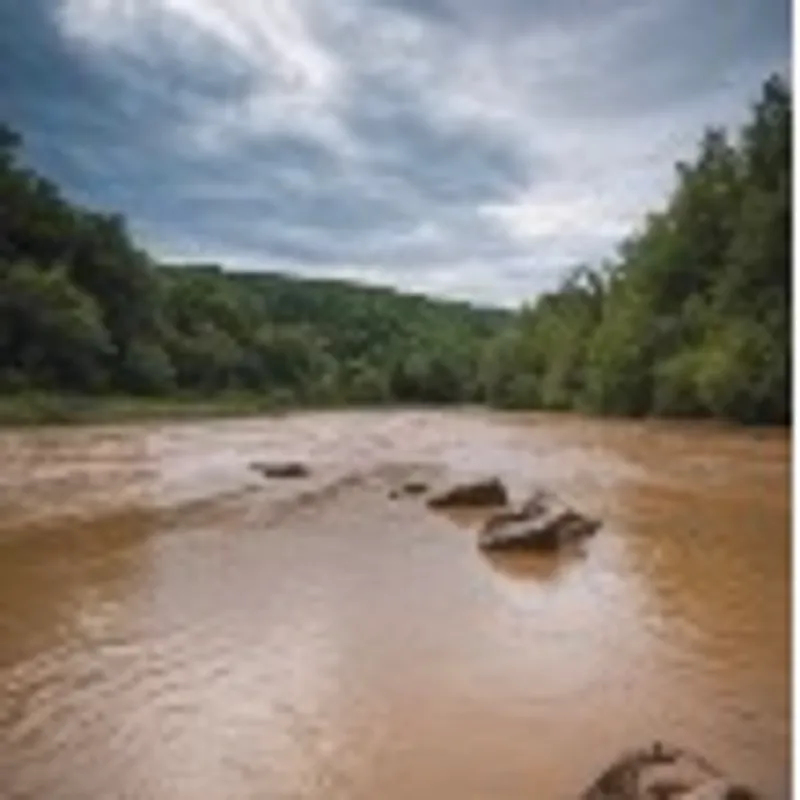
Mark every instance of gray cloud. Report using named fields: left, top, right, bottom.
left=0, top=0, right=789, bottom=306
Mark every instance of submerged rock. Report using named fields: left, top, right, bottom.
left=250, top=461, right=309, bottom=479
left=478, top=489, right=599, bottom=551
left=581, top=741, right=759, bottom=800
left=427, top=477, right=508, bottom=509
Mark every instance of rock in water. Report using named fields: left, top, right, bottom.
left=426, top=477, right=508, bottom=509
left=478, top=490, right=599, bottom=551
left=520, top=487, right=556, bottom=517
left=250, top=461, right=309, bottom=479
left=402, top=480, right=429, bottom=495
left=388, top=479, right=429, bottom=500
left=581, top=741, right=760, bottom=799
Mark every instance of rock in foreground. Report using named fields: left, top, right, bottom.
left=427, top=477, right=508, bottom=509
left=250, top=461, right=309, bottom=479
left=581, top=742, right=759, bottom=800
left=478, top=489, right=599, bottom=551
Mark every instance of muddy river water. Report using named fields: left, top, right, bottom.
left=0, top=411, right=789, bottom=799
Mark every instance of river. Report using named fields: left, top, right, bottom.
left=0, top=410, right=789, bottom=799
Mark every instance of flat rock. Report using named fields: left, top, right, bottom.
left=427, top=477, right=508, bottom=509
left=581, top=742, right=759, bottom=800
left=250, top=461, right=310, bottom=479
left=478, top=489, right=599, bottom=551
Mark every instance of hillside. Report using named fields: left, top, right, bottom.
left=0, top=131, right=506, bottom=408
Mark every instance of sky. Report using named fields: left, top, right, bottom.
left=0, top=0, right=790, bottom=307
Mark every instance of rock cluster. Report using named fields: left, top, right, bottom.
left=394, top=475, right=600, bottom=553
left=478, top=488, right=600, bottom=552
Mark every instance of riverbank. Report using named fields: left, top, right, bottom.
left=0, top=393, right=295, bottom=427
left=0, top=393, right=791, bottom=430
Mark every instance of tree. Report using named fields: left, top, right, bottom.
left=481, top=73, right=790, bottom=425
left=0, top=262, right=113, bottom=391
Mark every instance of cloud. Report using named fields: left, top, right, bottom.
left=0, top=0, right=790, bottom=306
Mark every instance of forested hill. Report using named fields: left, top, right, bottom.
left=0, top=74, right=791, bottom=423
left=0, top=127, right=507, bottom=406
left=157, top=265, right=508, bottom=403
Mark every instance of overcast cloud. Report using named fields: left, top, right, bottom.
left=0, top=0, right=790, bottom=306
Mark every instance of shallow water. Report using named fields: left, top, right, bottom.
left=0, top=410, right=789, bottom=799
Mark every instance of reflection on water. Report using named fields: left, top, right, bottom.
left=0, top=411, right=790, bottom=799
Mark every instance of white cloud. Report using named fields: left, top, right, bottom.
left=481, top=194, right=631, bottom=243
left=57, top=0, right=349, bottom=152
left=58, top=0, right=338, bottom=93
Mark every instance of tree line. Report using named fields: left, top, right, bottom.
left=481, top=74, right=791, bottom=424
left=0, top=74, right=790, bottom=423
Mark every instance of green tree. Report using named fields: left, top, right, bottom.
left=0, top=262, right=113, bottom=391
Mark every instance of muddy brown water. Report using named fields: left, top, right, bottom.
left=0, top=410, right=789, bottom=799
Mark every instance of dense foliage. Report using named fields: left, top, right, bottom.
left=481, top=75, right=791, bottom=424
left=0, top=127, right=505, bottom=405
left=0, top=74, right=790, bottom=423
